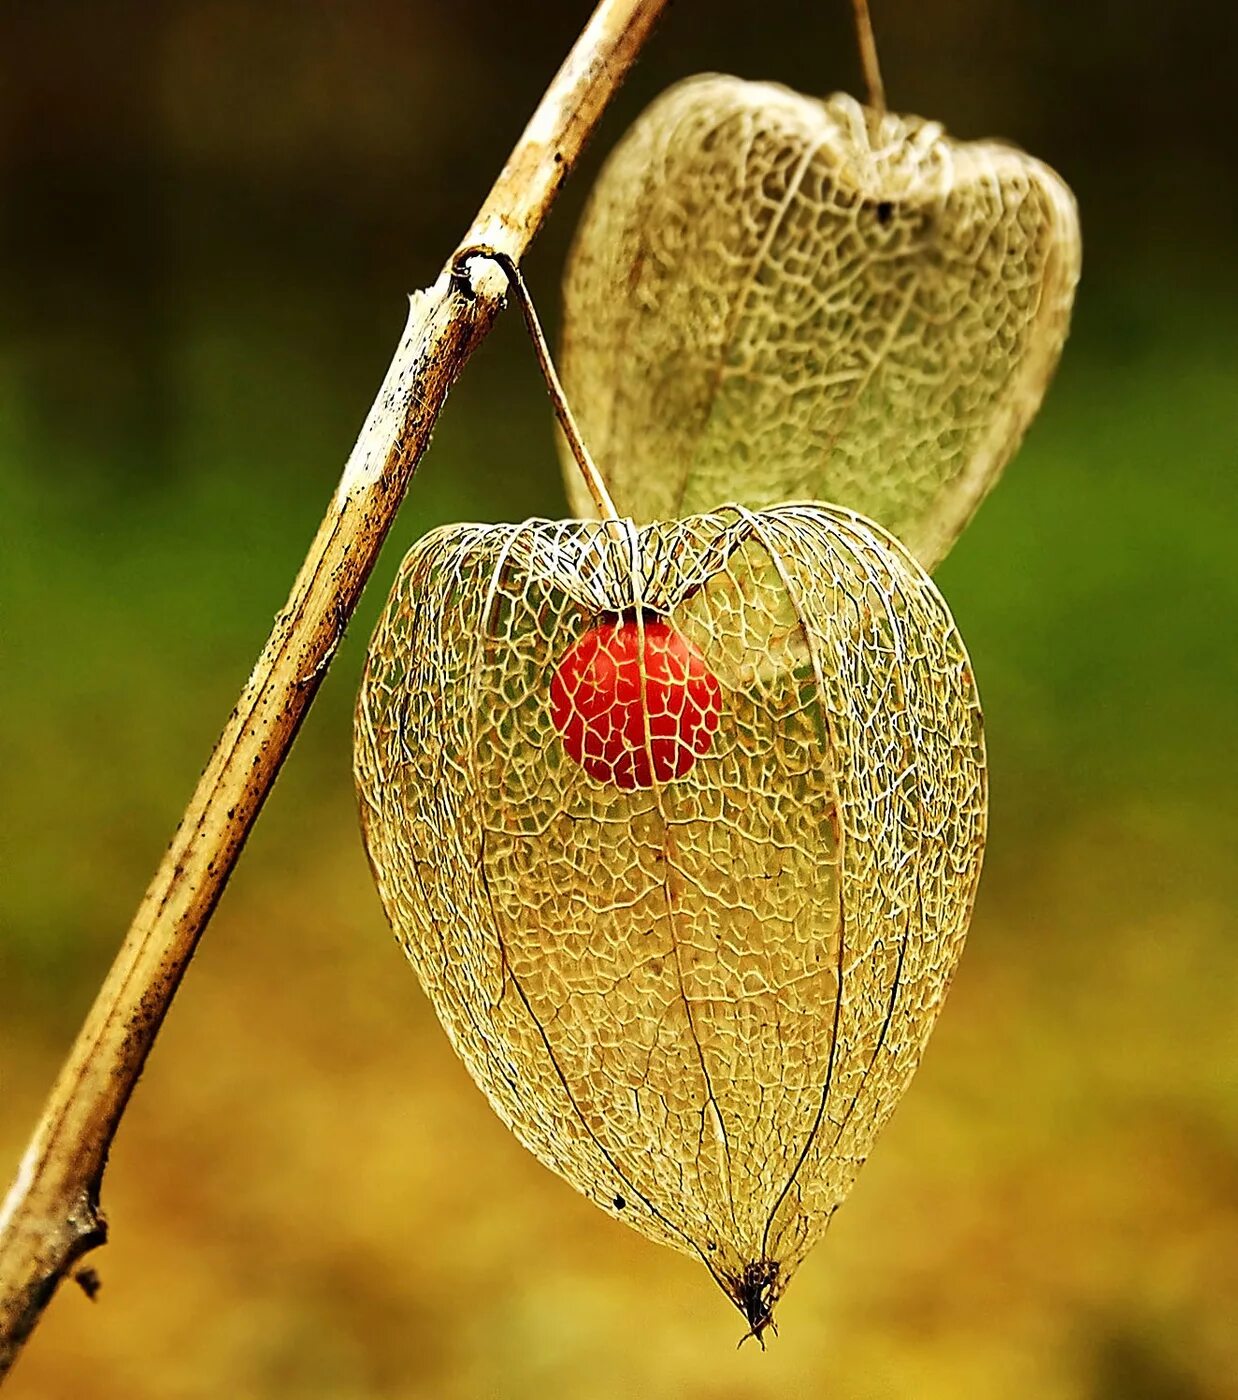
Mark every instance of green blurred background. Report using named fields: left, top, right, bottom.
left=2, top=1, right=1236, bottom=1396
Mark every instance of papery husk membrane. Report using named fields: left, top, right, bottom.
left=355, top=503, right=986, bottom=1330
left=559, top=77, right=1081, bottom=569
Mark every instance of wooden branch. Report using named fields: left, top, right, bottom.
left=0, top=0, right=669, bottom=1379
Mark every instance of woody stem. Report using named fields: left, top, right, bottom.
left=0, top=0, right=667, bottom=1378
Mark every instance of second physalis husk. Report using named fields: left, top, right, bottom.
left=558, top=77, right=1081, bottom=570
left=355, top=503, right=985, bottom=1337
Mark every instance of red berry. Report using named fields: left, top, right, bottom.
left=550, top=613, right=722, bottom=790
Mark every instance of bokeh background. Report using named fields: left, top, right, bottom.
left=2, top=1, right=1236, bottom=1397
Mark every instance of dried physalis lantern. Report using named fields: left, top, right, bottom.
left=558, top=53, right=1081, bottom=569
left=355, top=254, right=987, bottom=1339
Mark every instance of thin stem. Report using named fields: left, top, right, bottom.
left=851, top=0, right=887, bottom=114
left=454, top=246, right=619, bottom=521
left=0, top=0, right=668, bottom=1379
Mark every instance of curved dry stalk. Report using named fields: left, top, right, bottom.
left=0, top=0, right=668, bottom=1379
left=455, top=246, right=621, bottom=522
left=851, top=0, right=886, bottom=113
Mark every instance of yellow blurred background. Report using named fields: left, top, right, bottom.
left=2, top=2, right=1236, bottom=1397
